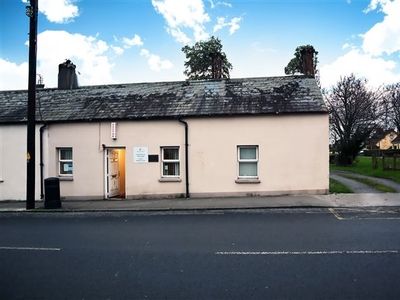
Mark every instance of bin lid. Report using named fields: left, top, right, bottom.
left=45, top=177, right=60, bottom=182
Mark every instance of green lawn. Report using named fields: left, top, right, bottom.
left=330, top=156, right=400, bottom=184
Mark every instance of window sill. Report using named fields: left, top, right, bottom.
left=59, top=177, right=73, bottom=181
left=235, top=178, right=260, bottom=184
left=159, top=178, right=182, bottom=183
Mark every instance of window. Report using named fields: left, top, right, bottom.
left=58, top=148, right=73, bottom=176
left=161, top=147, right=180, bottom=177
left=238, top=146, right=258, bottom=178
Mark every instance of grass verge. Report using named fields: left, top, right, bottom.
left=340, top=174, right=397, bottom=193
left=329, top=178, right=353, bottom=194
left=330, top=156, right=400, bottom=184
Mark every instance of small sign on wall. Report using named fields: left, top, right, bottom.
left=111, top=122, right=117, bottom=140
left=134, top=147, right=148, bottom=163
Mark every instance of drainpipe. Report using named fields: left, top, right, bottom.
left=39, top=123, right=47, bottom=199
left=178, top=119, right=190, bottom=198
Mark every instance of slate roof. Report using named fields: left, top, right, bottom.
left=0, top=75, right=327, bottom=124
left=391, top=134, right=400, bottom=144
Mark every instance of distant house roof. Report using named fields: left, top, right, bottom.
left=0, top=75, right=327, bottom=124
left=365, top=129, right=398, bottom=149
left=392, top=135, right=400, bottom=144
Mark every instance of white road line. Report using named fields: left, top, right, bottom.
left=215, top=250, right=399, bottom=255
left=0, top=246, right=61, bottom=251
left=352, top=217, right=400, bottom=220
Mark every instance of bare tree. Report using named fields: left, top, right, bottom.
left=324, top=74, right=384, bottom=165
left=383, top=83, right=400, bottom=133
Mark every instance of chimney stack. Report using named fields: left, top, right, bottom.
left=209, top=52, right=222, bottom=79
left=58, top=59, right=78, bottom=89
left=300, top=48, right=315, bottom=77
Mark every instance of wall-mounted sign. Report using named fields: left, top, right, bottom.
left=133, top=147, right=148, bottom=163
left=111, top=122, right=117, bottom=140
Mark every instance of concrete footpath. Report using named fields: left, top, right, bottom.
left=1, top=193, right=400, bottom=212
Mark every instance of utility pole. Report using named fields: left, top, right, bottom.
left=26, top=0, right=38, bottom=210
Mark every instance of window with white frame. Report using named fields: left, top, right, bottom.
left=58, top=148, right=73, bottom=176
left=238, top=146, right=258, bottom=178
left=161, top=147, right=180, bottom=177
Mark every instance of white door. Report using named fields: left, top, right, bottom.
left=107, top=149, right=120, bottom=198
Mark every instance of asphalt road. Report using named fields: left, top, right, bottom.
left=1, top=208, right=400, bottom=300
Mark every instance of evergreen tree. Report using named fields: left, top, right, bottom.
left=182, top=36, right=232, bottom=80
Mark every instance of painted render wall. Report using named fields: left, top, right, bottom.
left=46, top=123, right=106, bottom=199
left=0, top=124, right=42, bottom=201
left=0, top=114, right=328, bottom=201
left=45, top=121, right=186, bottom=200
left=42, top=114, right=329, bottom=200
left=188, top=115, right=329, bottom=197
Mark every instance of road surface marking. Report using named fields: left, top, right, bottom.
left=351, top=217, right=400, bottom=220
left=170, top=211, right=225, bottom=215
left=215, top=250, right=398, bottom=255
left=0, top=208, right=26, bottom=212
left=0, top=246, right=61, bottom=251
left=328, top=208, right=400, bottom=220
left=328, top=208, right=343, bottom=220
left=335, top=208, right=400, bottom=214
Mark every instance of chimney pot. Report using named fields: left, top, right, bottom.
left=58, top=60, right=78, bottom=89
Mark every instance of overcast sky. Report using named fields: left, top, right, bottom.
left=1, top=0, right=400, bottom=91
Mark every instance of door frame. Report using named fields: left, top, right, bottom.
left=104, top=147, right=126, bottom=199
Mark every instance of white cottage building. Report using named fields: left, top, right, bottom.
left=0, top=71, right=329, bottom=201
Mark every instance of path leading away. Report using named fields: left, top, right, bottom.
left=330, top=170, right=400, bottom=193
